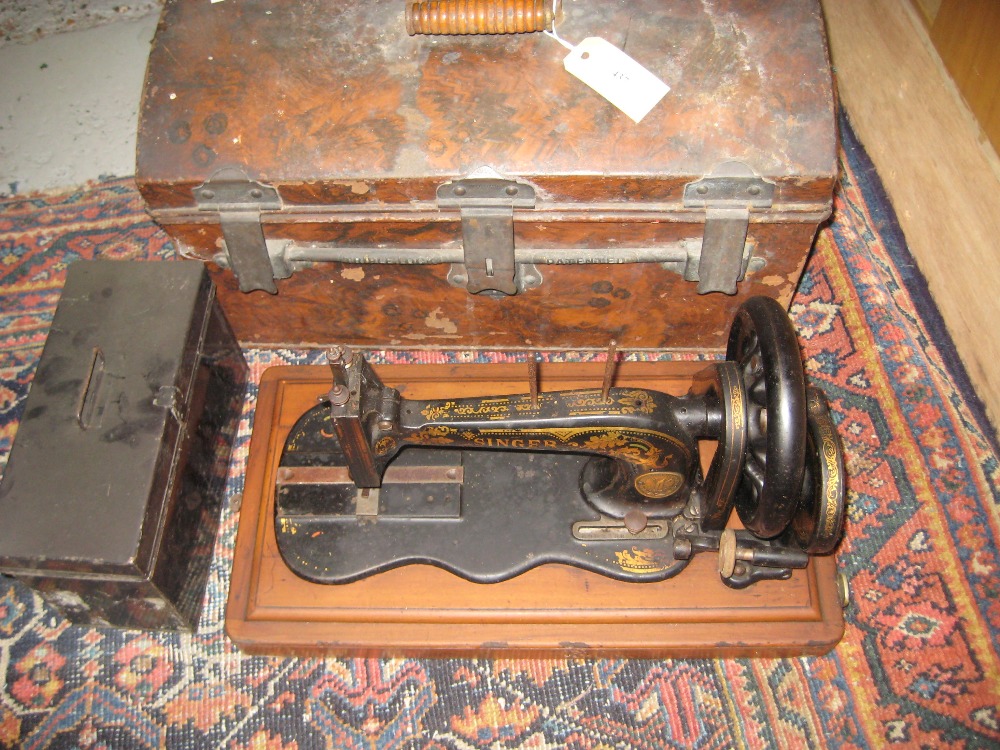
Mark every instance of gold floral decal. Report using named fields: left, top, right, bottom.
left=285, top=407, right=333, bottom=452
left=374, top=436, right=396, bottom=456
left=615, top=547, right=669, bottom=574
left=818, top=420, right=842, bottom=537
left=807, top=390, right=843, bottom=540
left=414, top=425, right=455, bottom=445
left=420, top=402, right=454, bottom=421
left=730, top=384, right=744, bottom=431
left=581, top=432, right=665, bottom=469
left=617, top=389, right=656, bottom=415
left=582, top=434, right=629, bottom=452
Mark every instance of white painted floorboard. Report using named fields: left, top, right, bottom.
left=0, top=13, right=158, bottom=196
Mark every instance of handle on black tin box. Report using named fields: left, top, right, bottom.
left=76, top=347, right=108, bottom=430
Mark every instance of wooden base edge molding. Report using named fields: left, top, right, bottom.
left=225, top=363, right=846, bottom=658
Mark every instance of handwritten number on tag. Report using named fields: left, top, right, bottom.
left=563, top=37, right=670, bottom=123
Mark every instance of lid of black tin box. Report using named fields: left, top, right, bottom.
left=0, top=261, right=213, bottom=578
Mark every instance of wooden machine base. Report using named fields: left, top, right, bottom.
left=226, top=362, right=845, bottom=657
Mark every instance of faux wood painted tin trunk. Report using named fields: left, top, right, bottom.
left=136, top=0, right=837, bottom=351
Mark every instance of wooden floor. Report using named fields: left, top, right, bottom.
left=821, top=0, right=1000, bottom=434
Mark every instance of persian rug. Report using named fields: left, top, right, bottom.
left=1, top=118, right=999, bottom=749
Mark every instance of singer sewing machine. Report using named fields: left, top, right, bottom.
left=272, top=297, right=844, bottom=589
left=225, top=296, right=847, bottom=656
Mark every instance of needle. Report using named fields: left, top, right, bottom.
left=602, top=339, right=618, bottom=403
left=528, top=354, right=541, bottom=408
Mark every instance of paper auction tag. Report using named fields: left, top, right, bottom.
left=562, top=37, right=670, bottom=123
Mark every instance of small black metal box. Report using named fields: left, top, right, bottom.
left=0, top=261, right=247, bottom=630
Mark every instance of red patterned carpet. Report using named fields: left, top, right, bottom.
left=1, top=119, right=999, bottom=748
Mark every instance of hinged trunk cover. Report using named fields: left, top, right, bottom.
left=136, top=0, right=836, bottom=209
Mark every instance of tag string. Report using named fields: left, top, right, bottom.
left=545, top=0, right=575, bottom=50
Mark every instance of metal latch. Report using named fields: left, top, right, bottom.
left=437, top=176, right=536, bottom=295
left=194, top=168, right=282, bottom=294
left=684, top=161, right=775, bottom=295
left=153, top=385, right=185, bottom=424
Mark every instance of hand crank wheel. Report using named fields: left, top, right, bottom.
left=726, top=297, right=807, bottom=538
left=784, top=388, right=846, bottom=554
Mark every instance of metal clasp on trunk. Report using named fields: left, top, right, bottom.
left=436, top=175, right=537, bottom=295
left=194, top=168, right=282, bottom=294
left=684, top=161, right=775, bottom=295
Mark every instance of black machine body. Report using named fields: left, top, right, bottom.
left=274, top=297, right=846, bottom=589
